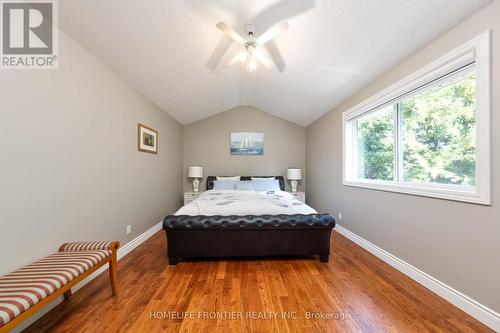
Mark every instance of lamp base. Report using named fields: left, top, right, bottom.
left=290, top=180, right=298, bottom=192
left=192, top=178, right=200, bottom=193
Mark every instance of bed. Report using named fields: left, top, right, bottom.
left=163, top=176, right=335, bottom=265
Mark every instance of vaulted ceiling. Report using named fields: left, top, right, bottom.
left=59, top=0, right=491, bottom=126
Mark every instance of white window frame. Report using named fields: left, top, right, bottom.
left=342, top=31, right=491, bottom=205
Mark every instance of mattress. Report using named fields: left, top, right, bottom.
left=175, top=189, right=317, bottom=216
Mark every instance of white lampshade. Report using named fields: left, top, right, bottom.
left=188, top=166, right=203, bottom=178
left=287, top=168, right=302, bottom=180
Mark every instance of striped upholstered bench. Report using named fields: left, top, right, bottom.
left=0, top=241, right=119, bottom=332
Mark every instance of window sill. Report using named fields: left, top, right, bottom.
left=343, top=180, right=490, bottom=205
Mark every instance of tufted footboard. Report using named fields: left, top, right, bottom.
left=162, top=214, right=335, bottom=265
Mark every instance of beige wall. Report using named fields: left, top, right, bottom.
left=0, top=29, right=183, bottom=275
left=183, top=106, right=306, bottom=192
left=306, top=1, right=500, bottom=313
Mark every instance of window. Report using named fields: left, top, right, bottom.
left=343, top=31, right=490, bottom=204
left=355, top=104, right=395, bottom=181
left=401, top=71, right=476, bottom=187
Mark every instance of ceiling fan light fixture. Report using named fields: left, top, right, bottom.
left=217, top=20, right=288, bottom=73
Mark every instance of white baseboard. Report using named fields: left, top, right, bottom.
left=117, top=221, right=163, bottom=260
left=14, top=221, right=163, bottom=333
left=334, top=224, right=500, bottom=332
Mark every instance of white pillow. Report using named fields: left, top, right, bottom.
left=216, top=176, right=240, bottom=180
left=251, top=177, right=274, bottom=180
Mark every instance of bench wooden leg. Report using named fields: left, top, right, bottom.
left=109, top=254, right=119, bottom=297
left=63, top=289, right=72, bottom=300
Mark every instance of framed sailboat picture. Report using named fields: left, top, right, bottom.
left=230, top=132, right=264, bottom=156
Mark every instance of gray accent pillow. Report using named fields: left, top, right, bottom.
left=235, top=181, right=254, bottom=191
left=252, top=179, right=281, bottom=191
left=212, top=180, right=238, bottom=190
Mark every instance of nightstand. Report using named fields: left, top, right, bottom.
left=287, top=191, right=305, bottom=203
left=184, top=191, right=202, bottom=205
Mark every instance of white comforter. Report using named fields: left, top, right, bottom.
left=175, top=190, right=317, bottom=216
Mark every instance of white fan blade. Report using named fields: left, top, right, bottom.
left=206, top=37, right=233, bottom=69
left=253, top=49, right=272, bottom=69
left=256, top=20, right=289, bottom=45
left=265, top=41, right=286, bottom=72
left=216, top=22, right=246, bottom=44
left=228, top=52, right=245, bottom=66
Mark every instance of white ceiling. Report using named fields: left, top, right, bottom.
left=59, top=0, right=491, bottom=126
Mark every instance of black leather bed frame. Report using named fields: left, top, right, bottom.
left=163, top=176, right=335, bottom=265
left=205, top=176, right=286, bottom=192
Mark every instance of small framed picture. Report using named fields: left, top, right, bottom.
left=137, top=123, right=158, bottom=154
left=230, top=132, right=264, bottom=155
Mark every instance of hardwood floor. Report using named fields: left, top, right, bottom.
left=25, top=231, right=492, bottom=333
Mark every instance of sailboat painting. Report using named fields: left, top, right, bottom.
left=230, top=132, right=264, bottom=155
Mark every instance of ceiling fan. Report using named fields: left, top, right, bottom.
left=215, top=20, right=289, bottom=72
